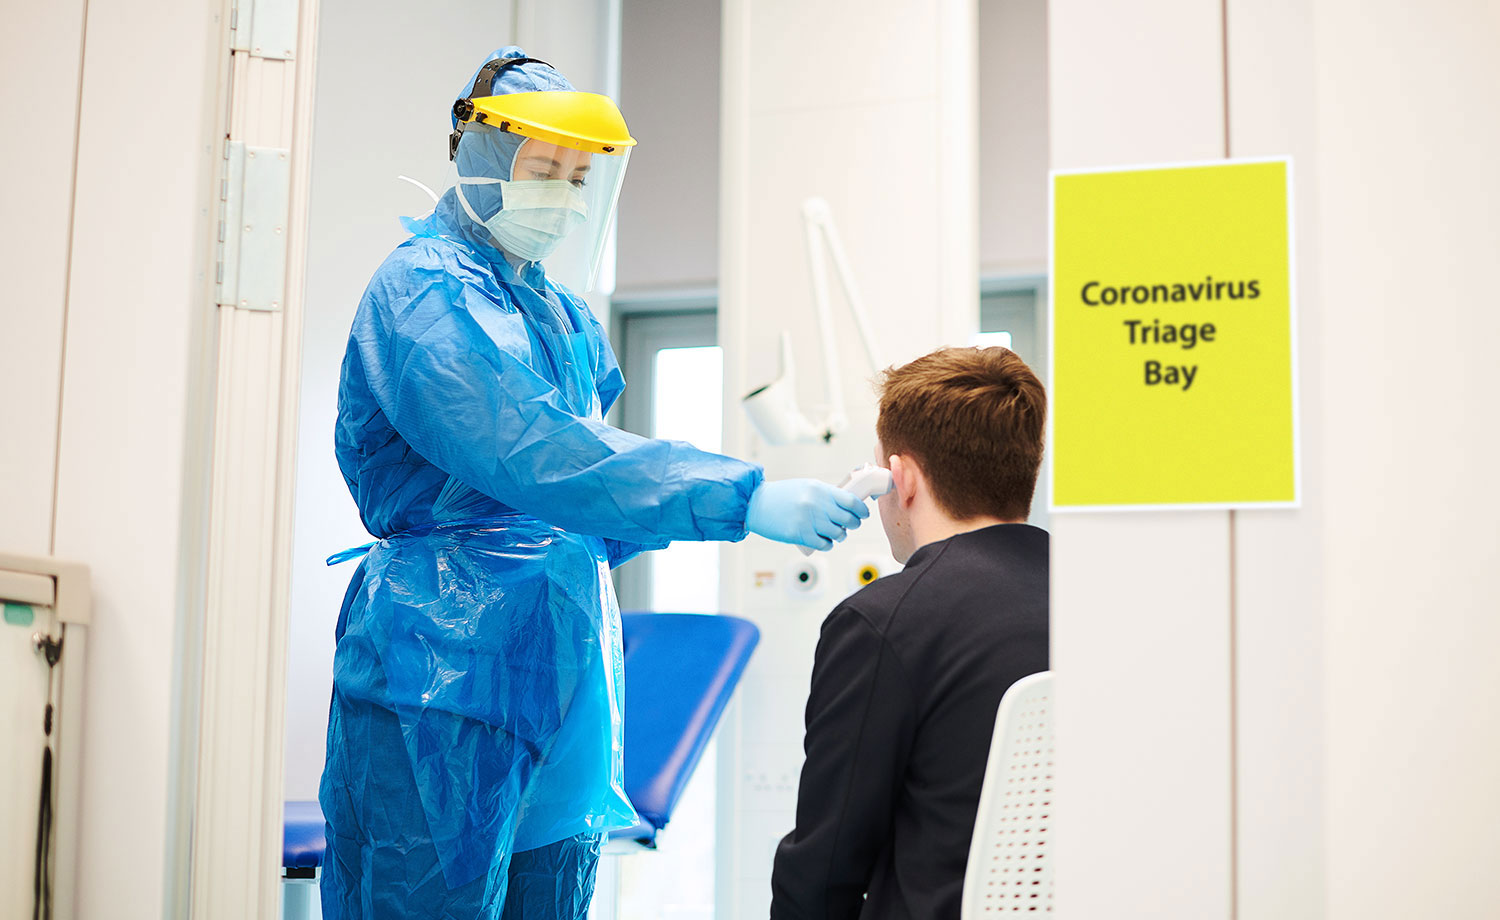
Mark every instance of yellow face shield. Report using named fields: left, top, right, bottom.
left=458, top=91, right=636, bottom=155
left=451, top=89, right=635, bottom=292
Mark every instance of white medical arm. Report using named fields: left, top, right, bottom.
left=802, top=198, right=888, bottom=372
left=800, top=199, right=849, bottom=438
left=741, top=198, right=887, bottom=446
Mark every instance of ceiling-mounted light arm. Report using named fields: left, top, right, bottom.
left=801, top=198, right=849, bottom=440
left=741, top=331, right=828, bottom=445
left=802, top=197, right=888, bottom=372
left=741, top=198, right=887, bottom=446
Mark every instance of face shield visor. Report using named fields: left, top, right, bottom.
left=452, top=90, right=634, bottom=292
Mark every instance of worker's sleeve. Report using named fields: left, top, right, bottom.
left=602, top=538, right=666, bottom=570
left=581, top=301, right=628, bottom=418
left=770, top=605, right=917, bottom=920
left=583, top=306, right=672, bottom=566
left=352, top=260, right=762, bottom=545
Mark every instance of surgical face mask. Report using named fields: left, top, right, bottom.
left=455, top=176, right=588, bottom=262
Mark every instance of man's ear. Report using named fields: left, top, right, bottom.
left=888, top=454, right=920, bottom=508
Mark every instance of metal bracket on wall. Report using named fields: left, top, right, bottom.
left=215, top=140, right=292, bottom=312
left=228, top=0, right=298, bottom=60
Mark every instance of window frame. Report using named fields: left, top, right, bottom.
left=608, top=300, right=719, bottom=611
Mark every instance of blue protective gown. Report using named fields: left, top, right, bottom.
left=320, top=173, right=763, bottom=912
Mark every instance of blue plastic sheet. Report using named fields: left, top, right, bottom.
left=321, top=691, right=605, bottom=919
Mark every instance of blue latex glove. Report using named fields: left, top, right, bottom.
left=746, top=478, right=869, bottom=552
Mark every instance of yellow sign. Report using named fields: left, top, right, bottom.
left=1049, top=159, right=1298, bottom=510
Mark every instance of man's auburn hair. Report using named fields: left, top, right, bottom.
left=875, top=346, right=1046, bottom=522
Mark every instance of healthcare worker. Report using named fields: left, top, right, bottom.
left=320, top=47, right=867, bottom=920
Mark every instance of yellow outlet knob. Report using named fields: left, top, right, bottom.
left=857, top=564, right=880, bottom=585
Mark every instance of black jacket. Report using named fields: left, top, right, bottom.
left=770, top=524, right=1050, bottom=920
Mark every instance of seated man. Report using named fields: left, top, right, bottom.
left=770, top=346, right=1050, bottom=920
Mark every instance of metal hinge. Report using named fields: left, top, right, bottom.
left=215, top=139, right=292, bottom=311
left=228, top=0, right=298, bottom=60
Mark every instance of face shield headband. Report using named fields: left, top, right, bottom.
left=449, top=55, right=553, bottom=161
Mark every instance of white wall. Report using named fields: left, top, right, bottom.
left=284, top=0, right=623, bottom=801
left=0, top=2, right=85, bottom=560
left=1313, top=2, right=1500, bottom=917
left=615, top=0, right=722, bottom=293
left=57, top=1, right=225, bottom=909
left=716, top=1, right=979, bottom=915
left=0, top=8, right=88, bottom=917
left=0, top=0, right=227, bottom=917
left=979, top=0, right=1049, bottom=275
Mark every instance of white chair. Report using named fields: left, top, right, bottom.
left=961, top=671, right=1054, bottom=917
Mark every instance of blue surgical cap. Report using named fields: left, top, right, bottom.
left=453, top=47, right=576, bottom=217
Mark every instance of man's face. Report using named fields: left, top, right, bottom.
left=511, top=138, right=592, bottom=187
left=875, top=439, right=915, bottom=564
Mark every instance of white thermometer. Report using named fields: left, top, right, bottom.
left=800, top=463, right=894, bottom=556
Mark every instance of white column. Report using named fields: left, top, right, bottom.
left=1312, top=2, right=1500, bottom=917
left=1225, top=2, right=1326, bottom=917
left=184, top=2, right=319, bottom=916
left=717, top=1, right=979, bottom=916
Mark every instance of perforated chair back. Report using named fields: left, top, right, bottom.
left=961, top=671, right=1054, bottom=917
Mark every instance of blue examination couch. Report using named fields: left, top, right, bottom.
left=608, top=611, right=760, bottom=847
left=283, top=612, right=760, bottom=895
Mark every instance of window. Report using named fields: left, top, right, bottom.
left=648, top=345, right=724, bottom=612
left=611, top=308, right=719, bottom=612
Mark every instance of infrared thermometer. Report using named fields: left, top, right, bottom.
left=799, top=463, right=894, bottom=556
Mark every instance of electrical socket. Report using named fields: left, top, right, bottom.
left=784, top=557, right=824, bottom=598
left=850, top=555, right=888, bottom=593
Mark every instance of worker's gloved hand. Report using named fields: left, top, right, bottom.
left=746, top=478, right=869, bottom=552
